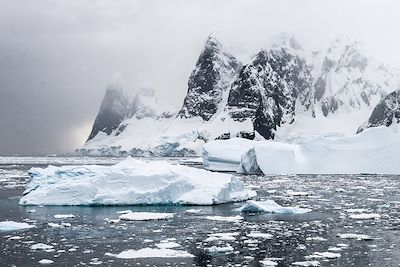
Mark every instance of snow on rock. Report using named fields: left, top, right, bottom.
left=0, top=221, right=35, bottom=231
left=358, top=89, right=400, bottom=133
left=239, top=126, right=400, bottom=174
left=240, top=200, right=311, bottom=214
left=105, top=248, right=194, bottom=259
left=119, top=212, right=174, bottom=221
left=19, top=157, right=256, bottom=206
left=38, top=259, right=54, bottom=265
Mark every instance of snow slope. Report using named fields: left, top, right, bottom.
left=19, top=157, right=256, bottom=206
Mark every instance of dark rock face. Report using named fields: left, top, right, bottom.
left=87, top=78, right=132, bottom=141
left=226, top=47, right=313, bottom=139
left=178, top=35, right=241, bottom=121
left=357, top=89, right=400, bottom=133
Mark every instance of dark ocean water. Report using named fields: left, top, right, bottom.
left=1, top=157, right=400, bottom=267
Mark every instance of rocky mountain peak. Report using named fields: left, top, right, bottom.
left=87, top=73, right=132, bottom=141
left=177, top=35, right=242, bottom=121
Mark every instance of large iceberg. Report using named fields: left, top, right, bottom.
left=203, top=126, right=400, bottom=174
left=19, top=157, right=256, bottom=206
left=239, top=126, right=400, bottom=174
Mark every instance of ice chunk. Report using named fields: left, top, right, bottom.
left=30, top=243, right=54, bottom=250
left=205, top=244, right=234, bottom=254
left=119, top=212, right=174, bottom=221
left=337, top=233, right=372, bottom=240
left=19, top=157, right=256, bottom=206
left=292, top=261, right=320, bottom=266
left=247, top=232, right=273, bottom=239
left=38, top=259, right=54, bottom=265
left=155, top=242, right=180, bottom=249
left=349, top=213, right=381, bottom=219
left=204, top=232, right=239, bottom=242
left=240, top=200, right=311, bottom=214
left=105, top=248, right=194, bottom=259
left=259, top=260, right=278, bottom=266
left=0, top=221, right=35, bottom=231
left=203, top=138, right=256, bottom=171
left=205, top=215, right=243, bottom=223
left=54, top=214, right=75, bottom=219
left=305, top=252, right=341, bottom=259
left=185, top=209, right=202, bottom=214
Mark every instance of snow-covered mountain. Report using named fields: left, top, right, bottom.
left=79, top=35, right=400, bottom=157
left=178, top=35, right=241, bottom=121
left=357, top=89, right=400, bottom=133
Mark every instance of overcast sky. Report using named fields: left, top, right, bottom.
left=0, top=0, right=399, bottom=155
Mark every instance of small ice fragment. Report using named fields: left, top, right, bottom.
left=119, top=212, right=174, bottom=221
left=38, top=259, right=54, bottom=264
left=54, top=214, right=75, bottom=219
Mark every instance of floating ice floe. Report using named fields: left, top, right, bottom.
left=119, top=212, right=174, bottom=221
left=240, top=200, right=311, bottom=214
left=205, top=244, right=234, bottom=254
left=349, top=213, right=381, bottom=219
left=54, top=214, right=75, bottom=219
left=204, top=232, right=239, bottom=242
left=205, top=126, right=400, bottom=174
left=155, top=241, right=180, bottom=249
left=305, top=251, right=341, bottom=259
left=185, top=209, right=202, bottom=214
left=205, top=215, right=243, bottom=223
left=48, top=222, right=71, bottom=228
left=259, top=259, right=278, bottom=266
left=30, top=243, right=54, bottom=250
left=105, top=248, right=194, bottom=259
left=19, top=157, right=256, bottom=206
left=337, top=233, right=372, bottom=240
left=292, top=261, right=320, bottom=266
left=247, top=232, right=273, bottom=239
left=0, top=221, right=35, bottom=231
left=38, top=259, right=54, bottom=265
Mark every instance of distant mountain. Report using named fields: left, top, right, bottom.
left=87, top=74, right=132, bottom=141
left=79, top=34, right=400, bottom=157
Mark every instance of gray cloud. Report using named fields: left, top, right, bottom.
left=0, top=0, right=399, bottom=155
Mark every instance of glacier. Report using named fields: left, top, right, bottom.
left=204, top=126, right=400, bottom=174
left=19, top=157, right=256, bottom=206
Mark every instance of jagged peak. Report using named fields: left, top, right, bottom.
left=204, top=33, right=222, bottom=50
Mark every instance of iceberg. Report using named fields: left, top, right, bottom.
left=0, top=221, right=35, bottom=231
left=231, top=126, right=400, bottom=174
left=203, top=138, right=256, bottom=171
left=240, top=200, right=311, bottom=214
left=19, top=157, right=256, bottom=206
